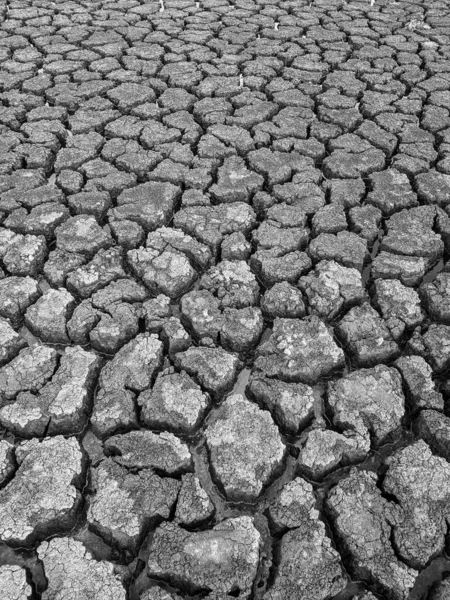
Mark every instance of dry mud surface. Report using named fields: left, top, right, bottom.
left=1, top=0, right=450, bottom=598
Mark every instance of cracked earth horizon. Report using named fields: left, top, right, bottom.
left=0, top=0, right=450, bottom=598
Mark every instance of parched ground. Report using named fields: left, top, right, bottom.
left=0, top=0, right=450, bottom=598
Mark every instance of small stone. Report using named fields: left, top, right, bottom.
left=205, top=394, right=285, bottom=502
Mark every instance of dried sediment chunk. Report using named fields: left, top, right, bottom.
left=260, top=282, right=305, bottom=319
left=265, top=515, right=346, bottom=600
left=38, top=537, right=126, bottom=600
left=366, top=169, right=418, bottom=216
left=0, top=276, right=40, bottom=326
left=380, top=207, right=444, bottom=264
left=55, top=215, right=112, bottom=257
left=109, top=182, right=179, bottom=232
left=24, top=288, right=75, bottom=344
left=173, top=203, right=256, bottom=253
left=336, top=303, right=399, bottom=366
left=415, top=410, right=450, bottom=462
left=0, top=440, right=15, bottom=485
left=2, top=233, right=47, bottom=277
left=328, top=365, right=405, bottom=447
left=0, top=345, right=58, bottom=404
left=298, top=260, right=365, bottom=320
left=104, top=430, right=192, bottom=475
left=0, top=317, right=26, bottom=366
left=139, top=371, right=209, bottom=434
left=247, top=374, right=315, bottom=434
left=374, top=279, right=424, bottom=340
left=267, top=477, right=317, bottom=531
left=88, top=457, right=180, bottom=552
left=148, top=517, right=261, bottom=598
left=68, top=279, right=147, bottom=354
left=0, top=346, right=101, bottom=437
left=407, top=324, right=450, bottom=372
left=99, top=334, right=163, bottom=394
left=199, top=260, right=259, bottom=308
left=175, top=473, right=215, bottom=527
left=255, top=317, right=345, bottom=384
left=140, top=590, right=182, bottom=600
left=420, top=272, right=450, bottom=324
left=205, top=394, right=285, bottom=502
left=299, top=428, right=369, bottom=479
left=309, top=231, right=368, bottom=271
left=0, top=565, right=32, bottom=600
left=127, top=245, right=196, bottom=299
left=371, top=252, right=431, bottom=287
left=394, top=356, right=443, bottom=412
left=173, top=346, right=240, bottom=398
left=326, top=470, right=417, bottom=600
left=66, top=247, right=126, bottom=299
left=0, top=436, right=83, bottom=545
left=91, top=334, right=163, bottom=437
left=210, top=156, right=264, bottom=203
left=383, top=441, right=450, bottom=568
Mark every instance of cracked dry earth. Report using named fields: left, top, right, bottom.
left=2, top=1, right=450, bottom=600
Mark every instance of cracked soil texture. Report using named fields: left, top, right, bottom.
left=1, top=0, right=450, bottom=598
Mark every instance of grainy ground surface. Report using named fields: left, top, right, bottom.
left=0, top=0, right=450, bottom=598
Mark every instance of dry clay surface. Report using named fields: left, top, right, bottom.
left=1, top=0, right=450, bottom=598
